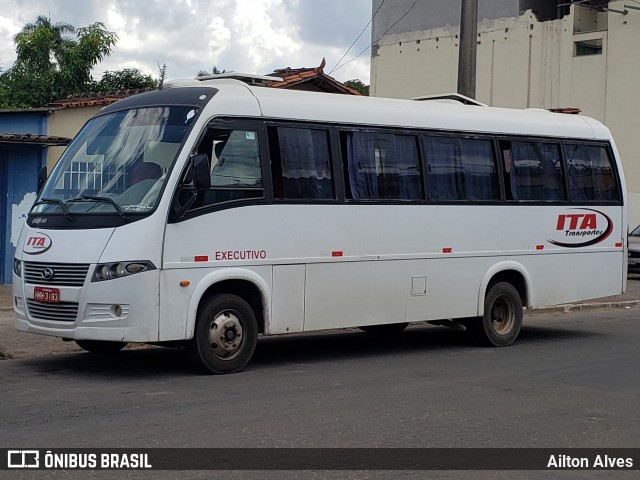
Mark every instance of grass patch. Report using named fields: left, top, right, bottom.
left=0, top=346, right=12, bottom=359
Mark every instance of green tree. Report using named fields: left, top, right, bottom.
left=13, top=16, right=75, bottom=71
left=157, top=62, right=167, bottom=90
left=344, top=79, right=369, bottom=96
left=52, top=22, right=117, bottom=95
left=0, top=66, right=57, bottom=108
left=96, top=68, right=157, bottom=91
left=0, top=16, right=118, bottom=108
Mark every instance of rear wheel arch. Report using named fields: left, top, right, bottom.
left=477, top=263, right=531, bottom=316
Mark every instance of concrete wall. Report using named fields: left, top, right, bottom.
left=371, top=0, right=519, bottom=38
left=370, top=0, right=640, bottom=226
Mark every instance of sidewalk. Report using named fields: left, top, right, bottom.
left=2, top=278, right=640, bottom=313
left=533, top=275, right=640, bottom=314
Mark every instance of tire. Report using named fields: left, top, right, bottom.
left=188, top=293, right=258, bottom=374
left=359, top=323, right=409, bottom=335
left=75, top=340, right=127, bottom=354
left=467, top=282, right=523, bottom=347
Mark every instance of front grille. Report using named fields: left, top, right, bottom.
left=24, top=262, right=90, bottom=287
left=26, top=299, right=79, bottom=322
left=629, top=250, right=640, bottom=259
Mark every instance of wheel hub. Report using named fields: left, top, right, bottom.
left=491, top=296, right=514, bottom=335
left=208, top=311, right=244, bottom=359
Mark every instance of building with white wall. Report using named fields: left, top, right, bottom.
left=370, top=0, right=640, bottom=224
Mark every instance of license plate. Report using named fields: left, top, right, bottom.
left=34, top=286, right=60, bottom=303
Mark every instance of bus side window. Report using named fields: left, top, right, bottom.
left=424, top=136, right=498, bottom=201
left=192, top=128, right=264, bottom=208
left=565, top=143, right=620, bottom=202
left=268, top=126, right=335, bottom=200
left=341, top=131, right=422, bottom=201
left=501, top=140, right=565, bottom=202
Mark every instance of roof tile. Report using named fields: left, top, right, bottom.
left=266, top=59, right=361, bottom=95
left=0, top=133, right=71, bottom=146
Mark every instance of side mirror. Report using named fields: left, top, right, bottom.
left=37, top=166, right=47, bottom=193
left=192, top=154, right=211, bottom=191
left=170, top=155, right=210, bottom=221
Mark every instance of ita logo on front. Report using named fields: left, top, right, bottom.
left=548, top=209, right=613, bottom=248
left=24, top=233, right=52, bottom=255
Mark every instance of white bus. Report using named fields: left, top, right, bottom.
left=13, top=78, right=627, bottom=374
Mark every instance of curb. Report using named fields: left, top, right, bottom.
left=529, top=299, right=640, bottom=315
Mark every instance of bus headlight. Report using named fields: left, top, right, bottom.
left=92, top=261, right=156, bottom=282
left=13, top=258, right=21, bottom=277
left=115, top=263, right=127, bottom=277
left=98, top=265, right=110, bottom=279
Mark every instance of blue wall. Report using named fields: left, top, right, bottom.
left=0, top=111, right=49, bottom=284
left=0, top=110, right=47, bottom=134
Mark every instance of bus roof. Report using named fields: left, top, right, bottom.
left=173, top=79, right=611, bottom=141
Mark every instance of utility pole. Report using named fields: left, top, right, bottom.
left=457, top=0, right=478, bottom=99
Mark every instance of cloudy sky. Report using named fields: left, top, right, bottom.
left=0, top=0, right=373, bottom=84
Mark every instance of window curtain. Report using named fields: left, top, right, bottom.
left=510, top=142, right=564, bottom=201
left=459, top=139, right=498, bottom=200
left=392, top=136, right=422, bottom=200
left=424, top=136, right=461, bottom=200
left=425, top=137, right=498, bottom=201
left=511, top=142, right=536, bottom=200
left=278, top=128, right=333, bottom=199
left=346, top=132, right=378, bottom=199
left=566, top=144, right=618, bottom=201
left=587, top=146, right=618, bottom=200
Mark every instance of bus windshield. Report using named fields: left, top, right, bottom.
left=32, top=106, right=197, bottom=217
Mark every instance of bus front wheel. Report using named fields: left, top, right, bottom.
left=75, top=340, right=127, bottom=354
left=188, top=293, right=258, bottom=374
left=467, top=282, right=523, bottom=347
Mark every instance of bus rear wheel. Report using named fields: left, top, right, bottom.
left=75, top=340, right=127, bottom=354
left=467, top=282, right=523, bottom=347
left=188, top=293, right=258, bottom=374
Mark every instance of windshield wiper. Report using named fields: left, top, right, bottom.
left=33, top=198, right=72, bottom=220
left=68, top=195, right=128, bottom=219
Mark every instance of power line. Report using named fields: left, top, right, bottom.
left=332, top=0, right=418, bottom=75
left=329, top=0, right=385, bottom=75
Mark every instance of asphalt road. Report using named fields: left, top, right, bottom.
left=1, top=307, right=639, bottom=480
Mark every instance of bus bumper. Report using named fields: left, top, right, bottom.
left=13, top=269, right=160, bottom=343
